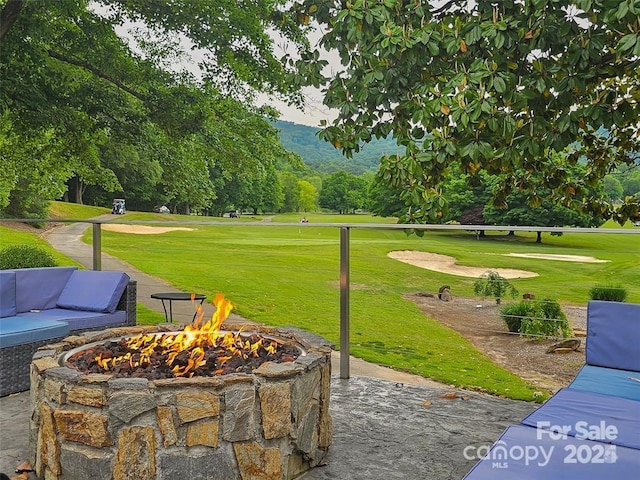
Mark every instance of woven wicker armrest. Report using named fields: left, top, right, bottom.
left=0, top=336, right=66, bottom=396
left=117, top=280, right=137, bottom=326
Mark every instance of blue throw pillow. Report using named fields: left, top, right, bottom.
left=13, top=266, right=77, bottom=312
left=586, top=300, right=640, bottom=372
left=56, top=271, right=130, bottom=314
left=0, top=271, right=17, bottom=317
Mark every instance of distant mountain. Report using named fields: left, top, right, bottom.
left=272, top=120, right=403, bottom=175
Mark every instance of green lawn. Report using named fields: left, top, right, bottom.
left=0, top=224, right=79, bottom=267
left=85, top=213, right=637, bottom=401
left=3, top=206, right=639, bottom=402
left=49, top=201, right=110, bottom=220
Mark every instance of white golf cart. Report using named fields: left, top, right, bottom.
left=111, top=199, right=126, bottom=215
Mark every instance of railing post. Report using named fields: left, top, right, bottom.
left=92, top=223, right=102, bottom=271
left=339, top=226, right=350, bottom=379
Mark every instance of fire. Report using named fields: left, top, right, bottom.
left=91, top=294, right=285, bottom=378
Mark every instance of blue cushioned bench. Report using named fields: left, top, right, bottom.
left=463, top=301, right=640, bottom=479
left=0, top=266, right=137, bottom=396
left=521, top=388, right=640, bottom=450
left=462, top=424, right=638, bottom=479
left=569, top=364, right=640, bottom=402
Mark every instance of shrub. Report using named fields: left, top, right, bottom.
left=500, top=298, right=572, bottom=339
left=473, top=270, right=518, bottom=304
left=519, top=298, right=572, bottom=339
left=589, top=284, right=628, bottom=302
left=0, top=244, right=57, bottom=269
left=4, top=184, right=50, bottom=228
left=499, top=302, right=530, bottom=333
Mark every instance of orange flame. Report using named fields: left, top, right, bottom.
left=93, top=294, right=279, bottom=377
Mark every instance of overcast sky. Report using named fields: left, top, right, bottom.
left=109, top=9, right=338, bottom=128
left=256, top=87, right=336, bottom=127
left=257, top=24, right=339, bottom=127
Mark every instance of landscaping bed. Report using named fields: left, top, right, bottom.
left=407, top=293, right=587, bottom=393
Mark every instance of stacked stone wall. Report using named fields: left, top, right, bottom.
left=29, top=325, right=333, bottom=480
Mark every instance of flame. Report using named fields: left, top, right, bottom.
left=92, top=294, right=283, bottom=377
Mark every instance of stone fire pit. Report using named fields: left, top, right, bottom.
left=29, top=323, right=333, bottom=480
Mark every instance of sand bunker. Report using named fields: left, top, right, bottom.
left=102, top=224, right=194, bottom=234
left=505, top=253, right=609, bottom=263
left=388, top=251, right=538, bottom=279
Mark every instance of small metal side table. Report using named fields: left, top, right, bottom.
left=150, top=292, right=206, bottom=323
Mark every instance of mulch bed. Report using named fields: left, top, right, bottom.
left=407, top=293, right=587, bottom=392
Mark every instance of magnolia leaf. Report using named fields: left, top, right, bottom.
left=439, top=392, right=459, bottom=399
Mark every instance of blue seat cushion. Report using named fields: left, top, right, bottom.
left=56, top=271, right=130, bottom=314
left=569, top=364, right=640, bottom=402
left=521, top=388, right=640, bottom=450
left=17, top=309, right=126, bottom=332
left=586, top=301, right=640, bottom=372
left=13, top=267, right=77, bottom=312
left=462, top=424, right=640, bottom=480
left=0, top=271, right=16, bottom=318
left=0, top=316, right=69, bottom=349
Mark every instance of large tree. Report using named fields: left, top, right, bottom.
left=0, top=0, right=306, bottom=215
left=279, top=171, right=302, bottom=212
left=482, top=162, right=606, bottom=242
left=290, top=0, right=640, bottom=224
left=0, top=0, right=305, bottom=98
left=298, top=179, right=319, bottom=212
left=319, top=170, right=369, bottom=213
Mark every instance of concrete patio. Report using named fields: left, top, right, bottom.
left=0, top=368, right=537, bottom=479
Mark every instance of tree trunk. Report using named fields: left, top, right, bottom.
left=536, top=231, right=542, bottom=243
left=74, top=178, right=84, bottom=204
left=67, top=177, right=84, bottom=204
left=0, top=0, right=25, bottom=42
left=78, top=179, right=86, bottom=204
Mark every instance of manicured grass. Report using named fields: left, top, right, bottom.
left=95, top=222, right=544, bottom=400
left=0, top=225, right=78, bottom=267
left=271, top=212, right=396, bottom=223
left=5, top=206, right=638, bottom=402
left=137, top=303, right=168, bottom=325
left=121, top=210, right=267, bottom=223
left=89, top=217, right=637, bottom=402
left=359, top=228, right=640, bottom=304
left=49, top=201, right=110, bottom=220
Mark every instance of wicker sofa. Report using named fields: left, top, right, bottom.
left=462, top=300, right=640, bottom=479
left=0, top=266, right=136, bottom=396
